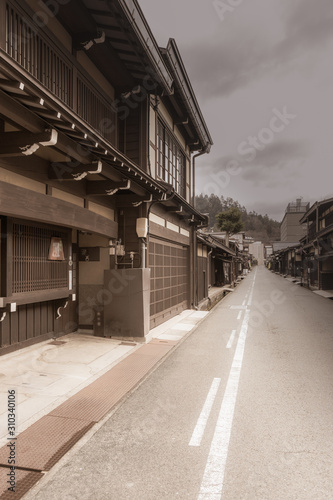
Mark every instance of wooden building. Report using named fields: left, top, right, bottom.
left=299, top=198, right=333, bottom=290
left=0, top=0, right=212, bottom=353
left=268, top=198, right=333, bottom=290
left=196, top=232, right=237, bottom=304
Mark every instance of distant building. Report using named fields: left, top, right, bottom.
left=280, top=199, right=309, bottom=242
left=249, top=242, right=265, bottom=266
left=243, top=236, right=255, bottom=258
left=265, top=245, right=273, bottom=259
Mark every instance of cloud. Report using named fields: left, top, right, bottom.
left=239, top=140, right=306, bottom=187
left=196, top=140, right=306, bottom=195
left=207, top=140, right=306, bottom=171
left=183, top=0, right=333, bottom=99
left=240, top=163, right=300, bottom=189
left=244, top=140, right=307, bottom=168
left=284, top=0, right=333, bottom=48
left=245, top=199, right=289, bottom=222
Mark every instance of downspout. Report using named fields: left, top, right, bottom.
left=191, top=144, right=210, bottom=307
left=207, top=248, right=213, bottom=291
left=192, top=147, right=208, bottom=205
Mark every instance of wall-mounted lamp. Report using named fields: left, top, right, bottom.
left=136, top=218, right=148, bottom=239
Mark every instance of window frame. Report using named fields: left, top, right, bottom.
left=0, top=217, right=71, bottom=306
left=156, top=118, right=187, bottom=198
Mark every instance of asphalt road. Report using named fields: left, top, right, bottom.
left=32, top=267, right=333, bottom=499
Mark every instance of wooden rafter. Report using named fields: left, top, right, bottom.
left=49, top=160, right=102, bottom=181
left=86, top=179, right=130, bottom=195
left=0, top=129, right=58, bottom=157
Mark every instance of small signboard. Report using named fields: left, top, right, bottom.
left=48, top=237, right=65, bottom=261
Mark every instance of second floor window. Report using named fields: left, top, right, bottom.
left=157, top=120, right=186, bottom=198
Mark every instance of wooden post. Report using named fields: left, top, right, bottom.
left=0, top=1, right=6, bottom=51
left=1, top=217, right=13, bottom=297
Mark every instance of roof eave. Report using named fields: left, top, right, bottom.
left=116, top=0, right=174, bottom=94
left=162, top=39, right=213, bottom=151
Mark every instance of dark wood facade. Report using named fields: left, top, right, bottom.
left=0, top=0, right=212, bottom=352
left=269, top=198, right=333, bottom=291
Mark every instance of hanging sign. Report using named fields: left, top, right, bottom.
left=48, top=237, right=65, bottom=260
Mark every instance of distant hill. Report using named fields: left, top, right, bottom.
left=195, top=194, right=280, bottom=244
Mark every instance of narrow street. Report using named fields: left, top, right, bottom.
left=30, top=267, right=333, bottom=500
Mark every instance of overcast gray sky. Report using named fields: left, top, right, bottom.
left=139, top=0, right=333, bottom=221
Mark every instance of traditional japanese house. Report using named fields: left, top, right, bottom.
left=0, top=0, right=212, bottom=353
left=197, top=232, right=236, bottom=296
left=299, top=198, right=333, bottom=290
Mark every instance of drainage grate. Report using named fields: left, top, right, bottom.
left=49, top=342, right=174, bottom=423
left=0, top=416, right=94, bottom=471
left=149, top=339, right=178, bottom=345
left=0, top=466, right=43, bottom=499
left=119, top=342, right=137, bottom=346
left=0, top=339, right=176, bottom=497
left=48, top=341, right=67, bottom=345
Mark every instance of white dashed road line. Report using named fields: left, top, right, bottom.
left=226, top=330, right=237, bottom=349
left=189, top=378, right=221, bottom=447
left=197, top=270, right=257, bottom=499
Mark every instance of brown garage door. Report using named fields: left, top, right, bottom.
left=149, top=238, right=190, bottom=328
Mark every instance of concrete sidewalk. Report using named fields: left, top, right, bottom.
left=278, top=274, right=333, bottom=299
left=0, top=309, right=208, bottom=499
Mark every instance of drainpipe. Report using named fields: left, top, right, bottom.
left=207, top=248, right=213, bottom=291
left=190, top=145, right=209, bottom=308
left=192, top=145, right=209, bottom=205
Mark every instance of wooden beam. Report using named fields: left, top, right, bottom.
left=0, top=129, right=58, bottom=157
left=0, top=89, right=44, bottom=133
left=86, top=180, right=130, bottom=195
left=37, top=110, right=62, bottom=121
left=166, top=205, right=183, bottom=214
left=0, top=80, right=25, bottom=94
left=0, top=181, right=118, bottom=238
left=17, top=96, right=44, bottom=108
left=54, top=132, right=97, bottom=163
left=49, top=160, right=102, bottom=180
left=115, top=194, right=149, bottom=207
left=73, top=30, right=105, bottom=51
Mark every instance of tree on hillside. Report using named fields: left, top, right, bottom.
left=195, top=194, right=222, bottom=228
left=216, top=207, right=244, bottom=236
left=221, top=196, right=246, bottom=213
left=195, top=193, right=280, bottom=242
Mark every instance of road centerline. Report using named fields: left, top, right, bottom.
left=226, top=330, right=237, bottom=349
left=189, top=378, right=221, bottom=447
left=197, top=271, right=257, bottom=499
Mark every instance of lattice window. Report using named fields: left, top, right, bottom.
left=157, top=120, right=186, bottom=198
left=12, top=223, right=68, bottom=294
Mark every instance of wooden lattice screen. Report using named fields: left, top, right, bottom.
left=6, top=3, right=73, bottom=106
left=12, top=223, right=68, bottom=294
left=149, top=239, right=189, bottom=317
